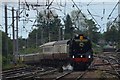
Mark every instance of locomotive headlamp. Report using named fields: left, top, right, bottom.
left=81, top=55, right=83, bottom=58
left=72, top=55, right=75, bottom=58
left=88, top=55, right=91, bottom=58
left=80, top=36, right=83, bottom=40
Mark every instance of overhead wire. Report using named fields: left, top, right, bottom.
left=71, top=0, right=86, bottom=19
left=4, top=0, right=119, bottom=38
left=87, top=0, right=94, bottom=6
left=46, top=0, right=54, bottom=9
left=108, top=15, right=120, bottom=28
left=107, top=1, right=119, bottom=19
left=87, top=9, right=101, bottom=28
left=71, top=0, right=103, bottom=32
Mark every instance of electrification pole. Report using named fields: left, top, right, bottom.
left=5, top=4, right=8, bottom=64
left=47, top=0, right=51, bottom=42
left=36, top=33, right=38, bottom=48
left=5, top=5, right=8, bottom=34
left=41, top=25, right=44, bottom=44
left=59, top=26, right=61, bottom=40
left=62, top=25, right=65, bottom=40
left=16, top=10, right=19, bottom=59
left=12, top=7, right=16, bottom=65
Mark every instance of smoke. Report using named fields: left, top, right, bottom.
left=62, top=64, right=73, bottom=71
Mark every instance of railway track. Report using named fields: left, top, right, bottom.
left=2, top=66, right=34, bottom=76
left=2, top=66, right=57, bottom=79
left=94, top=53, right=120, bottom=79
left=54, top=71, right=88, bottom=80
left=104, top=57, right=120, bottom=78
left=2, top=52, right=119, bottom=79
left=35, top=70, right=89, bottom=80
left=35, top=60, right=94, bottom=80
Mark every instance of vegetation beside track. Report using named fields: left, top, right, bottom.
left=2, top=63, right=27, bottom=71
left=19, top=47, right=41, bottom=54
left=92, top=43, right=102, bottom=54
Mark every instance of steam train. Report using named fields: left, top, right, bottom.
left=18, top=34, right=93, bottom=70
left=68, top=34, right=93, bottom=70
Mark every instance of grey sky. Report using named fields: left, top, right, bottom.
left=0, top=0, right=119, bottom=38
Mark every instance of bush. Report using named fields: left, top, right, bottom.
left=2, top=55, right=12, bottom=65
left=92, top=43, right=102, bottom=54
left=19, top=47, right=41, bottom=54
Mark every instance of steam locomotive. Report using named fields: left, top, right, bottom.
left=68, top=34, right=93, bottom=70
left=18, top=34, right=93, bottom=70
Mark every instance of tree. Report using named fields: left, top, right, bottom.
left=70, top=10, right=87, bottom=32
left=118, top=25, right=120, bottom=48
left=104, top=25, right=118, bottom=44
left=70, top=10, right=101, bottom=43
left=28, top=29, right=38, bottom=47
left=28, top=10, right=62, bottom=46
left=2, top=31, right=13, bottom=56
left=64, top=14, right=74, bottom=39
left=1, top=31, right=13, bottom=66
left=85, top=19, right=100, bottom=43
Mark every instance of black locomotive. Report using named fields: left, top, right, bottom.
left=67, top=34, right=93, bottom=70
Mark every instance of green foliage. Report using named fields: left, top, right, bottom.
left=103, top=24, right=120, bottom=49
left=117, top=27, right=120, bottom=48
left=28, top=10, right=101, bottom=48
left=28, top=11, right=62, bottom=46
left=64, top=14, right=74, bottom=39
left=85, top=19, right=100, bottom=43
left=2, top=61, right=26, bottom=70
left=104, top=25, right=118, bottom=43
left=1, top=30, right=14, bottom=69
left=103, top=22, right=120, bottom=49
left=2, top=31, right=13, bottom=56
left=2, top=54, right=14, bottom=70
left=0, top=54, right=2, bottom=67
left=117, top=42, right=120, bottom=48
left=0, top=31, right=2, bottom=67
left=2, top=54, right=13, bottom=65
left=92, top=43, right=102, bottom=54
left=18, top=38, right=28, bottom=50
left=19, top=47, right=41, bottom=54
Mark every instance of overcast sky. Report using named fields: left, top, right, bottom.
left=1, top=0, right=119, bottom=2
left=0, top=0, right=119, bottom=39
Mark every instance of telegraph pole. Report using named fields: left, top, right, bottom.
left=12, top=7, right=16, bottom=65
left=16, top=10, right=19, bottom=58
left=59, top=26, right=61, bottom=40
left=36, top=0, right=38, bottom=47
left=36, top=33, right=38, bottom=48
left=18, top=0, right=20, bottom=17
left=62, top=27, right=65, bottom=40
left=40, top=18, right=44, bottom=44
left=5, top=4, right=8, bottom=64
left=46, top=0, right=51, bottom=42
left=5, top=5, right=8, bottom=34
